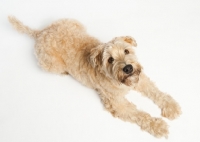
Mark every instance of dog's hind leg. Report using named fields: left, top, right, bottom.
left=135, top=73, right=181, bottom=120
left=34, top=42, right=68, bottom=74
left=99, top=92, right=168, bottom=138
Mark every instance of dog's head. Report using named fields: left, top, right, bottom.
left=89, top=36, right=142, bottom=86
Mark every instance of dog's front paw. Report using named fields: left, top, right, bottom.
left=161, top=96, right=181, bottom=120
left=141, top=117, right=169, bottom=138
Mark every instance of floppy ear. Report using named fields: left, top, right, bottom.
left=111, top=36, right=137, bottom=47
left=89, top=45, right=103, bottom=68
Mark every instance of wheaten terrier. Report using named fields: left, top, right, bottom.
left=8, top=16, right=181, bottom=138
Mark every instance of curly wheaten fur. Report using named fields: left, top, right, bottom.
left=8, top=16, right=181, bottom=138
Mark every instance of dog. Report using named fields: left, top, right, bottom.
left=8, top=16, right=181, bottom=138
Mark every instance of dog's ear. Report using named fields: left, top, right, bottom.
left=89, top=45, right=103, bottom=68
left=111, top=36, right=137, bottom=47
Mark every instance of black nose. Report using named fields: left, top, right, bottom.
left=123, top=64, right=133, bottom=74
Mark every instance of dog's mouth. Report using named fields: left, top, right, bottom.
left=120, top=70, right=141, bottom=86
left=121, top=73, right=133, bottom=83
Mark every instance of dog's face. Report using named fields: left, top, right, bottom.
left=90, top=36, right=142, bottom=86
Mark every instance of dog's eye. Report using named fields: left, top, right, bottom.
left=108, top=57, right=114, bottom=63
left=124, top=49, right=129, bottom=54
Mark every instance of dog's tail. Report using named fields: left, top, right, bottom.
left=8, top=16, right=39, bottom=38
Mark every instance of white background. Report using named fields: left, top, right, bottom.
left=1, top=0, right=200, bottom=142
